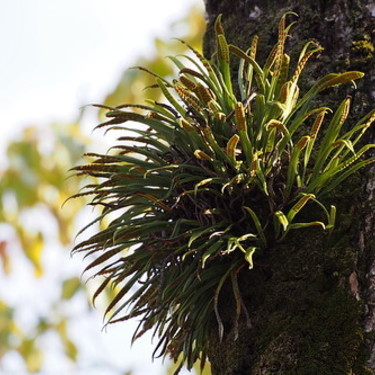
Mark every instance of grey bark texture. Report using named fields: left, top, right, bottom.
left=202, top=1, right=375, bottom=374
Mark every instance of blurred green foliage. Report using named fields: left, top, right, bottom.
left=0, top=124, right=86, bottom=273
left=0, top=5, right=206, bottom=375
left=0, top=122, right=87, bottom=372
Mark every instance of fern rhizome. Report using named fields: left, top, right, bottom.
left=71, top=13, right=375, bottom=372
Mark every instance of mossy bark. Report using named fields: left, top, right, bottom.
left=202, top=1, right=375, bottom=373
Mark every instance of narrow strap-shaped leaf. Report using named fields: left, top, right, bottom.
left=286, top=136, right=310, bottom=194
left=290, top=42, right=323, bottom=84
left=226, top=134, right=240, bottom=160
left=202, top=241, right=223, bottom=268
left=178, top=54, right=222, bottom=95
left=244, top=247, right=257, bottom=269
left=287, top=193, right=315, bottom=222
left=328, top=205, right=336, bottom=231
left=273, top=211, right=289, bottom=238
left=339, top=108, right=375, bottom=152
left=217, top=33, right=232, bottom=94
left=104, top=270, right=144, bottom=316
left=157, top=78, right=186, bottom=118
left=84, top=247, right=124, bottom=273
left=244, top=206, right=267, bottom=247
left=229, top=45, right=266, bottom=94
left=130, top=66, right=171, bottom=85
left=214, top=261, right=241, bottom=341
left=194, top=177, right=225, bottom=196
left=317, top=71, right=364, bottom=90
left=179, top=67, right=205, bottom=81
left=273, top=53, right=290, bottom=100
left=174, top=84, right=203, bottom=112
left=92, top=276, right=112, bottom=307
left=303, top=109, right=328, bottom=173
left=188, top=225, right=219, bottom=247
left=311, top=97, right=351, bottom=179
left=322, top=139, right=355, bottom=173
left=318, top=154, right=375, bottom=196
left=114, top=135, right=170, bottom=153
left=286, top=221, right=326, bottom=231
left=308, top=144, right=375, bottom=193
left=179, top=74, right=197, bottom=90
left=287, top=72, right=363, bottom=121
left=235, top=102, right=253, bottom=164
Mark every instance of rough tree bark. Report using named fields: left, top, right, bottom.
left=202, top=1, right=375, bottom=374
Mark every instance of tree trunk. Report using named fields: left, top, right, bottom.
left=202, top=1, right=375, bottom=374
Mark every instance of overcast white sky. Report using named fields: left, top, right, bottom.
left=0, top=0, right=203, bottom=148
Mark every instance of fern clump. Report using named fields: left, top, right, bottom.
left=72, top=13, right=375, bottom=372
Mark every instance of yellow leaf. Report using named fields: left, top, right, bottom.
left=61, top=277, right=82, bottom=300
left=0, top=241, right=10, bottom=274
left=22, top=231, right=44, bottom=277
left=18, top=339, right=43, bottom=373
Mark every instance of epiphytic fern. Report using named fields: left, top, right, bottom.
left=71, top=13, right=375, bottom=373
